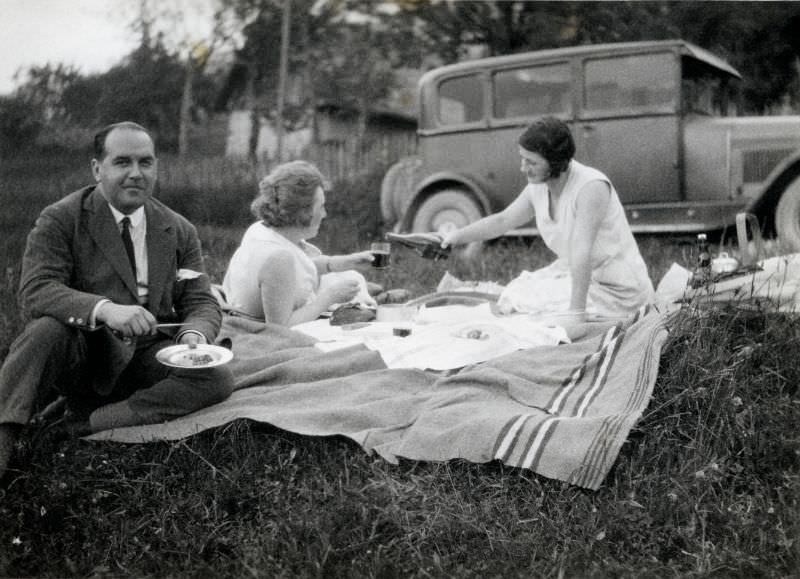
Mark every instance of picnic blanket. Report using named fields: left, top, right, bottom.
left=87, top=305, right=674, bottom=490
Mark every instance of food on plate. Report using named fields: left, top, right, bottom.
left=175, top=352, right=215, bottom=367
left=330, top=303, right=376, bottom=326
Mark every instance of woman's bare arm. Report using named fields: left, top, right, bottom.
left=441, top=191, right=535, bottom=247
left=568, top=180, right=611, bottom=312
left=258, top=250, right=302, bottom=326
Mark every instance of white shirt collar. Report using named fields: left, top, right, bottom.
left=108, top=204, right=145, bottom=227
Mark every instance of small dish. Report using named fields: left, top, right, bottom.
left=376, top=304, right=415, bottom=322
left=156, top=344, right=233, bottom=369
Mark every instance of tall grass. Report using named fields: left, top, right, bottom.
left=0, top=152, right=797, bottom=578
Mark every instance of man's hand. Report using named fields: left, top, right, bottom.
left=96, top=303, right=157, bottom=337
left=178, top=331, right=206, bottom=350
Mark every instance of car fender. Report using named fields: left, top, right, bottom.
left=399, top=171, right=492, bottom=231
left=746, top=149, right=800, bottom=234
left=380, top=156, right=422, bottom=223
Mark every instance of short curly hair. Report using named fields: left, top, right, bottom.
left=518, top=116, right=575, bottom=178
left=251, top=161, right=328, bottom=228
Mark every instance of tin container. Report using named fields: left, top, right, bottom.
left=711, top=252, right=739, bottom=274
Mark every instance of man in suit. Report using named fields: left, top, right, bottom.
left=0, top=121, right=235, bottom=480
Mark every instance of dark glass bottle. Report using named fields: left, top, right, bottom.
left=692, top=233, right=711, bottom=288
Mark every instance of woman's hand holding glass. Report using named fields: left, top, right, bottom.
left=338, top=251, right=375, bottom=271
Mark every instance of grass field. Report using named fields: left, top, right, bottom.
left=0, top=154, right=798, bottom=578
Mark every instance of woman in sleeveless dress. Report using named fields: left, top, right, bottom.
left=222, top=161, right=374, bottom=326
left=441, top=117, right=654, bottom=322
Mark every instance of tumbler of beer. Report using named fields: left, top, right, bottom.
left=370, top=242, right=391, bottom=269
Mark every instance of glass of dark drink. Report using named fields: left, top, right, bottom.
left=370, top=242, right=391, bottom=269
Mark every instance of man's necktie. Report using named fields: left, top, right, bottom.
left=120, top=216, right=137, bottom=277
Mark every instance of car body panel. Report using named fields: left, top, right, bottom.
left=383, top=40, right=800, bottom=237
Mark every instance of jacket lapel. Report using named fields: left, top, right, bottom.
left=144, top=203, right=175, bottom=314
left=85, top=189, right=139, bottom=298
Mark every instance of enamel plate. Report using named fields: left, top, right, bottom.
left=155, top=344, right=233, bottom=369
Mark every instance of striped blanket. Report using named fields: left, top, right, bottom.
left=88, top=305, right=673, bottom=490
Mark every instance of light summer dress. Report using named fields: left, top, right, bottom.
left=222, top=222, right=321, bottom=321
left=498, top=160, right=654, bottom=317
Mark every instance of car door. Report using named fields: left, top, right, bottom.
left=489, top=60, right=574, bottom=211
left=576, top=51, right=682, bottom=204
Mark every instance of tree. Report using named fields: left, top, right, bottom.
left=306, top=1, right=399, bottom=150
left=0, top=96, right=44, bottom=155
left=122, top=0, right=240, bottom=156
left=12, top=64, right=82, bottom=125
left=402, top=0, right=800, bottom=114
left=215, top=0, right=407, bottom=158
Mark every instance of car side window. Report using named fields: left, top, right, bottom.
left=583, top=52, right=677, bottom=114
left=438, top=75, right=483, bottom=125
left=493, top=63, right=572, bottom=118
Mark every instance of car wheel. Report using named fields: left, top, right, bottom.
left=411, top=189, right=483, bottom=233
left=775, top=175, right=800, bottom=252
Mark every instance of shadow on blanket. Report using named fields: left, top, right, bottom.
left=87, top=307, right=675, bottom=490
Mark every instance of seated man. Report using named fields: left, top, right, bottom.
left=0, top=121, right=234, bottom=480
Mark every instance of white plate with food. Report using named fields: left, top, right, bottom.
left=155, top=344, right=233, bottom=369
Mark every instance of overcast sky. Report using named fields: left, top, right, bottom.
left=0, top=0, right=217, bottom=95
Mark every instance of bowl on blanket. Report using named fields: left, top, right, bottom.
left=376, top=304, right=416, bottom=323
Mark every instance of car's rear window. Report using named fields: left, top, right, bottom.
left=493, top=62, right=572, bottom=118
left=437, top=74, right=484, bottom=125
left=583, top=52, right=676, bottom=114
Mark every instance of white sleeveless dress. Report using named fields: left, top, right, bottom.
left=222, top=222, right=321, bottom=320
left=500, top=160, right=654, bottom=317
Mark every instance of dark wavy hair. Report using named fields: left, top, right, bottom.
left=93, top=121, right=152, bottom=159
left=518, top=116, right=575, bottom=178
left=251, top=161, right=328, bottom=228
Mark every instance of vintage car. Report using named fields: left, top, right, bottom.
left=380, top=40, right=800, bottom=250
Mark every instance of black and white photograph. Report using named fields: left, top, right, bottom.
left=1, top=1, right=798, bottom=576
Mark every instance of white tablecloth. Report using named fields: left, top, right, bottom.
left=293, top=303, right=569, bottom=371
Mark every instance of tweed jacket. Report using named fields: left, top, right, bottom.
left=17, top=185, right=222, bottom=392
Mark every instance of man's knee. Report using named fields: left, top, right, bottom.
left=13, top=316, right=76, bottom=352
left=205, top=367, right=235, bottom=405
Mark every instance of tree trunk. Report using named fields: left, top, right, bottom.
left=247, top=61, right=259, bottom=163
left=276, top=0, right=292, bottom=163
left=178, top=58, right=193, bottom=159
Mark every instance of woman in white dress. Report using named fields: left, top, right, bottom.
left=441, top=117, right=654, bottom=322
left=222, top=161, right=374, bottom=326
